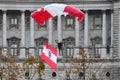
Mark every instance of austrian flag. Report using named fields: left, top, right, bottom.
left=40, top=43, right=57, bottom=71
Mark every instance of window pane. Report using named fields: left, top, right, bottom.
left=35, top=37, right=48, bottom=47
left=65, top=15, right=75, bottom=29
left=9, top=16, right=19, bottom=29
left=93, top=15, right=102, bottom=29
left=25, top=16, right=30, bottom=30
left=0, top=16, right=2, bottom=30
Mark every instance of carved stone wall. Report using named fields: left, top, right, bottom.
left=113, top=5, right=120, bottom=58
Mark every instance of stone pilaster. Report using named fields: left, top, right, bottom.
left=113, top=8, right=120, bottom=58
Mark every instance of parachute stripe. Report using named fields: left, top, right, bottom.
left=31, top=3, right=84, bottom=25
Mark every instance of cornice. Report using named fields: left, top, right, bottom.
left=0, top=0, right=114, bottom=4
left=0, top=0, right=67, bottom=3
left=113, top=2, right=120, bottom=8
left=109, top=0, right=119, bottom=2
left=0, top=2, right=113, bottom=11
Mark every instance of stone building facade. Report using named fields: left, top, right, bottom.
left=0, top=0, right=120, bottom=80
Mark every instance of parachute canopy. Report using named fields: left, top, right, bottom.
left=31, top=3, right=85, bottom=25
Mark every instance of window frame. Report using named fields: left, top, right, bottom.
left=65, top=15, right=75, bottom=29
left=9, top=15, right=19, bottom=29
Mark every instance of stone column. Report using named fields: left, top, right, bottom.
left=101, top=10, right=107, bottom=58
left=2, top=10, right=7, bottom=55
left=29, top=12, right=35, bottom=56
left=57, top=15, right=63, bottom=57
left=19, top=10, right=26, bottom=59
left=74, top=17, right=80, bottom=58
left=84, top=10, right=88, bottom=47
left=110, top=10, right=113, bottom=58
left=48, top=18, right=53, bottom=45
left=57, top=15, right=62, bottom=42
left=84, top=10, right=89, bottom=50
left=21, top=10, right=25, bottom=47
left=3, top=10, right=7, bottom=47
left=75, top=17, right=80, bottom=46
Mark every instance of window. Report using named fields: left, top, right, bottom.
left=65, top=15, right=75, bottom=29
left=63, top=37, right=75, bottom=57
left=0, top=46, right=2, bottom=54
left=7, top=37, right=21, bottom=56
left=25, top=16, right=30, bottom=30
left=7, top=37, right=20, bottom=47
left=0, top=16, right=2, bottom=30
left=11, top=18, right=17, bottom=25
left=53, top=17, right=57, bottom=30
left=90, top=37, right=102, bottom=58
left=35, top=37, right=48, bottom=47
left=80, top=21, right=84, bottom=30
left=35, top=22, right=47, bottom=30
left=63, top=37, right=75, bottom=47
left=93, top=15, right=102, bottom=29
left=9, top=15, right=19, bottom=29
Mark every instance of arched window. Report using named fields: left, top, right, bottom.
left=63, top=37, right=75, bottom=47
left=7, top=37, right=20, bottom=47
left=35, top=37, right=48, bottom=47
left=7, top=37, right=21, bottom=56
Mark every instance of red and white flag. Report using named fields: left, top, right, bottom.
left=40, top=43, right=57, bottom=71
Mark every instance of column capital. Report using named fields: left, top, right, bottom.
left=2, top=9, right=7, bottom=14
left=83, top=9, right=88, bottom=12
left=21, top=9, right=25, bottom=47
left=2, top=9, right=7, bottom=47
left=20, top=10, right=26, bottom=13
left=58, top=14, right=62, bottom=17
left=2, top=9, right=7, bottom=12
left=110, top=9, right=114, bottom=13
left=30, top=10, right=34, bottom=12
left=84, top=9, right=88, bottom=47
left=63, top=13, right=68, bottom=16
left=101, top=9, right=106, bottom=12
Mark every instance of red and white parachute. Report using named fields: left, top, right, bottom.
left=31, top=3, right=84, bottom=25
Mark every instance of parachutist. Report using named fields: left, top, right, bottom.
left=55, top=40, right=63, bottom=56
